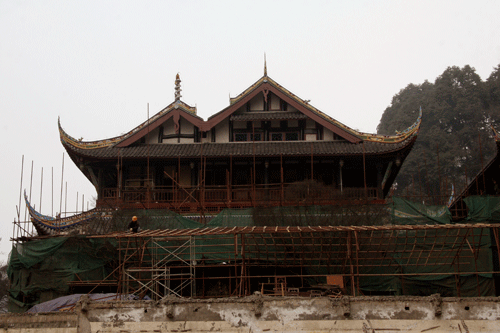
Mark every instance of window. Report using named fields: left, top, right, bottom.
left=234, top=133, right=248, bottom=142
left=270, top=132, right=299, bottom=141
left=251, top=133, right=262, bottom=141
left=234, top=132, right=263, bottom=142
left=271, top=133, right=283, bottom=141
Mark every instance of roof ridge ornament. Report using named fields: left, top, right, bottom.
left=264, top=53, right=267, bottom=77
left=175, top=73, right=182, bottom=101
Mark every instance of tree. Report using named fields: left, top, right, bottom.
left=486, top=65, right=500, bottom=116
left=0, top=263, right=9, bottom=313
left=377, top=65, right=499, bottom=203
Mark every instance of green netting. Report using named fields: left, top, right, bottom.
left=395, top=228, right=493, bottom=279
left=465, top=196, right=500, bottom=222
left=390, top=197, right=452, bottom=224
left=358, top=227, right=494, bottom=296
left=398, top=276, right=495, bottom=297
left=8, top=197, right=499, bottom=312
left=296, top=227, right=495, bottom=296
left=208, top=205, right=392, bottom=227
left=8, top=237, right=117, bottom=312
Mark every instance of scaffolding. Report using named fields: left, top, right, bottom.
left=119, top=236, right=196, bottom=300
left=81, top=223, right=500, bottom=299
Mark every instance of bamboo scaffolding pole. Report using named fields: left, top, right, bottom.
left=51, top=166, right=54, bottom=217
left=59, top=153, right=64, bottom=216
left=146, top=103, right=150, bottom=210
left=69, top=224, right=500, bottom=299
left=363, top=142, right=367, bottom=199
left=64, top=182, right=67, bottom=218
left=479, top=132, right=486, bottom=194
left=25, top=160, right=34, bottom=223
left=310, top=142, right=313, bottom=180
left=28, top=161, right=34, bottom=234
left=436, top=143, right=442, bottom=204
left=280, top=154, right=284, bottom=204
left=16, top=155, right=24, bottom=240
left=40, top=167, right=43, bottom=217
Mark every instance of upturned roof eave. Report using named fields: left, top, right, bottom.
left=58, top=101, right=203, bottom=150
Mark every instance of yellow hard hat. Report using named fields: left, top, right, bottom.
left=132, top=216, right=138, bottom=221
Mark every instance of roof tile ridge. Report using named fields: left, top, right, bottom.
left=113, top=101, right=202, bottom=146
left=228, top=76, right=267, bottom=105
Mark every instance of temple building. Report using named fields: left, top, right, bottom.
left=13, top=69, right=500, bottom=315
left=59, top=70, right=421, bottom=214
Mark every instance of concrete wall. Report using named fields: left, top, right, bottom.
left=1, top=295, right=500, bottom=333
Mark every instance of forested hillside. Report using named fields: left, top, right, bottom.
left=377, top=65, right=500, bottom=203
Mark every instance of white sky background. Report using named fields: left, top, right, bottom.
left=1, top=0, right=500, bottom=262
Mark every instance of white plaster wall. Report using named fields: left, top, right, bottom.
left=270, top=93, right=280, bottom=110
left=323, top=128, right=334, bottom=141
left=146, top=127, right=160, bottom=144
left=249, top=95, right=264, bottom=111
left=215, top=119, right=230, bottom=143
left=179, top=137, right=194, bottom=144
left=163, top=118, right=175, bottom=135
left=162, top=138, right=178, bottom=144
left=305, top=133, right=317, bottom=141
left=180, top=120, right=194, bottom=135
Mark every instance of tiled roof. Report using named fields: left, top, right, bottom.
left=59, top=73, right=422, bottom=151
left=62, top=137, right=416, bottom=160
left=58, top=101, right=202, bottom=150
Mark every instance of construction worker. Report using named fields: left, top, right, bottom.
left=128, top=216, right=139, bottom=233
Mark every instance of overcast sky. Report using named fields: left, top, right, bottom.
left=1, top=0, right=500, bottom=261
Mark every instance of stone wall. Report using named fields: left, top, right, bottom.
left=1, top=295, right=499, bottom=332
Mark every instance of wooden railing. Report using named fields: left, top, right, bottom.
left=99, top=184, right=381, bottom=211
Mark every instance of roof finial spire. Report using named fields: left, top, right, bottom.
left=264, top=53, right=267, bottom=77
left=175, top=73, right=182, bottom=101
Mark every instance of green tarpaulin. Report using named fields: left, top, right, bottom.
left=8, top=197, right=499, bottom=312
left=465, top=196, right=500, bottom=222
left=390, top=197, right=452, bottom=224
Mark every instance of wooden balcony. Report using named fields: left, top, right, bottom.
left=98, top=183, right=382, bottom=213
